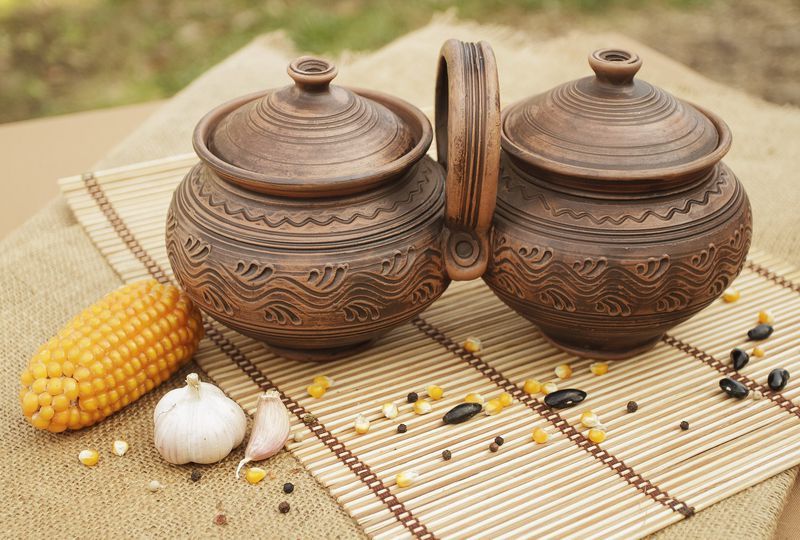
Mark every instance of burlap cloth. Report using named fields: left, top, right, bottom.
left=3, top=16, right=799, bottom=539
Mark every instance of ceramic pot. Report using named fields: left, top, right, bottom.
left=476, top=48, right=752, bottom=359
left=166, top=41, right=500, bottom=361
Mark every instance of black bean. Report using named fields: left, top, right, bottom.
left=719, top=377, right=749, bottom=399
left=407, top=392, right=419, bottom=403
left=278, top=501, right=290, bottom=514
left=489, top=442, right=500, bottom=452
left=730, top=348, right=750, bottom=371
left=680, top=421, right=690, bottom=431
left=442, top=403, right=483, bottom=424
left=768, top=368, right=790, bottom=391
left=544, top=389, right=587, bottom=409
left=748, top=324, right=774, bottom=341
left=626, top=401, right=638, bottom=413
left=283, top=482, right=294, bottom=494
left=397, top=423, right=408, bottom=433
left=442, top=449, right=452, bottom=461
left=494, top=436, right=504, bottom=446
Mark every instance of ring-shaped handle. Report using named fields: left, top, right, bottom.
left=435, top=39, right=501, bottom=281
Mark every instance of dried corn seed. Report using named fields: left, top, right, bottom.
left=278, top=501, right=290, bottom=514
left=626, top=401, right=638, bottom=413
left=395, top=471, right=418, bottom=488
left=443, top=403, right=482, bottom=424
left=112, top=440, right=129, bottom=456
left=580, top=410, right=599, bottom=428
left=731, top=348, right=749, bottom=371
left=768, top=368, right=790, bottom=391
left=382, top=402, right=399, bottom=419
left=542, top=382, right=558, bottom=395
left=245, top=467, right=267, bottom=485
left=588, top=428, right=606, bottom=443
left=753, top=390, right=764, bottom=401
left=413, top=399, right=432, bottom=415
left=589, top=362, right=609, bottom=376
left=555, top=364, right=572, bottom=379
left=489, top=442, right=500, bottom=452
left=498, top=392, right=513, bottom=407
left=748, top=324, right=773, bottom=341
left=758, top=310, right=774, bottom=324
left=442, top=449, right=452, bottom=461
left=679, top=421, right=690, bottom=431
left=292, top=430, right=306, bottom=443
left=483, top=398, right=504, bottom=416
left=78, top=449, right=99, bottom=467
left=407, top=392, right=419, bottom=403
left=522, top=379, right=542, bottom=395
left=312, top=375, right=334, bottom=389
left=532, top=427, right=548, bottom=444
left=306, top=384, right=326, bottom=399
left=354, top=414, right=370, bottom=434
left=463, top=337, right=482, bottom=354
left=494, top=436, right=504, bottom=446
left=752, top=346, right=766, bottom=358
left=722, top=287, right=740, bottom=303
left=464, top=392, right=485, bottom=404
left=427, top=385, right=444, bottom=401
left=148, top=480, right=163, bottom=492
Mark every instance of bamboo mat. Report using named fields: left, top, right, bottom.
left=60, top=154, right=800, bottom=539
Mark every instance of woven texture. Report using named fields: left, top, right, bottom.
left=3, top=16, right=799, bottom=539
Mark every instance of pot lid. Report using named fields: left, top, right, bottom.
left=193, top=56, right=431, bottom=197
left=501, top=48, right=731, bottom=180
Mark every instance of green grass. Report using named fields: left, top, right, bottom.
left=0, top=0, right=705, bottom=123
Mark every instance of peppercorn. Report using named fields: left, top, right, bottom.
left=494, top=436, right=504, bottom=446
left=407, top=392, right=419, bottom=403
left=442, top=449, right=452, bottom=461
left=190, top=470, right=202, bottom=482
left=278, top=501, right=290, bottom=514
left=214, top=514, right=228, bottom=526
left=301, top=413, right=317, bottom=425
left=680, top=421, right=689, bottom=431
left=626, top=401, right=638, bottom=413
left=283, top=482, right=294, bottom=494
left=489, top=442, right=500, bottom=452
left=397, top=423, right=408, bottom=433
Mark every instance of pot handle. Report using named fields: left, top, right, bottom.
left=435, top=39, right=501, bottom=281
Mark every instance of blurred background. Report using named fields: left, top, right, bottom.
left=1, top=0, right=798, bottom=236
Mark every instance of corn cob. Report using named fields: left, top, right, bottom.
left=19, top=279, right=203, bottom=432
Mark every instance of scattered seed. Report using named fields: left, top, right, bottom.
left=768, top=368, right=790, bottom=391
left=214, top=514, right=228, bottom=526
left=483, top=398, right=504, bottom=416
left=753, top=390, right=764, bottom=401
left=354, top=413, right=370, bottom=434
left=555, top=364, right=573, bottom=379
left=278, top=501, right=290, bottom=514
left=427, top=385, right=444, bottom=400
left=522, top=379, right=542, bottom=395
left=722, top=287, right=740, bottom=303
left=313, top=375, right=334, bottom=389
left=464, top=392, right=485, bottom=404
left=307, top=383, right=326, bottom=399
left=580, top=410, right=599, bottom=428
left=748, top=324, right=774, bottom=341
left=680, top=421, right=690, bottom=431
left=589, top=362, right=609, bottom=376
left=413, top=399, right=432, bottom=415
left=301, top=413, right=317, bottom=425
left=752, top=346, right=766, bottom=358
left=542, top=382, right=558, bottom=395
left=498, top=392, right=514, bottom=407
left=382, top=402, right=399, bottom=419
left=190, top=470, right=202, bottom=482
left=588, top=428, right=606, bottom=443
left=532, top=427, right=548, bottom=444
left=443, top=403, right=483, bottom=424
left=148, top=480, right=163, bottom=492
left=407, top=392, right=419, bottom=403
left=442, top=449, right=452, bottom=461
left=626, top=401, right=639, bottom=413
left=245, top=467, right=267, bottom=485
left=758, top=310, right=774, bottom=324
left=731, top=348, right=750, bottom=371
left=292, top=430, right=306, bottom=443
left=489, top=442, right=500, bottom=452
left=494, top=436, right=505, bottom=446
left=283, top=482, right=294, bottom=494
left=544, top=389, right=587, bottom=409
left=396, top=471, right=418, bottom=488
left=397, top=423, right=408, bottom=434
left=720, top=377, right=749, bottom=399
left=463, top=337, right=483, bottom=354
left=78, top=449, right=99, bottom=467
left=112, top=440, right=129, bottom=456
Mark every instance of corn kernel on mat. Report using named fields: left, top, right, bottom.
left=39, top=19, right=800, bottom=540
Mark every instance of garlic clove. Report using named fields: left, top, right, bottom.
left=235, top=390, right=290, bottom=478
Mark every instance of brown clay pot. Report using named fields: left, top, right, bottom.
left=166, top=41, right=500, bottom=361
left=476, top=48, right=752, bottom=359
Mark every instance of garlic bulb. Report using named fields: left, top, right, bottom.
left=235, top=390, right=290, bottom=477
left=154, top=373, right=246, bottom=464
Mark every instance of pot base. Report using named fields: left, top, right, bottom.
left=539, top=331, right=663, bottom=361
left=267, top=340, right=374, bottom=363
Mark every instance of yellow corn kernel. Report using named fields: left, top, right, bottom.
left=752, top=346, right=766, bottom=358
left=464, top=392, right=485, bottom=405
left=523, top=379, right=542, bottom=395
left=484, top=398, right=504, bottom=416
left=580, top=410, right=599, bottom=428
left=19, top=280, right=203, bottom=432
left=413, top=399, right=432, bottom=415
left=588, top=428, right=607, bottom=443
left=307, top=384, right=326, bottom=399
left=722, top=287, right=740, bottom=303
left=589, top=362, right=609, bottom=376
left=463, top=337, right=482, bottom=354
left=542, top=382, right=558, bottom=395
left=395, top=471, right=419, bottom=488
left=498, top=392, right=513, bottom=407
left=78, top=449, right=99, bottom=467
left=245, top=467, right=267, bottom=485
left=112, top=440, right=129, bottom=456
left=313, top=375, right=334, bottom=389
left=354, top=413, right=370, bottom=434
left=427, top=385, right=444, bottom=401
left=382, top=402, right=399, bottom=419
left=532, top=427, right=549, bottom=444
left=758, top=310, right=774, bottom=324
left=555, top=364, right=572, bottom=379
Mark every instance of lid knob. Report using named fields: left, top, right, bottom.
left=588, top=48, right=642, bottom=86
left=287, top=56, right=338, bottom=90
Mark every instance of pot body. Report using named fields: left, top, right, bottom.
left=166, top=157, right=448, bottom=361
left=483, top=155, right=752, bottom=359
